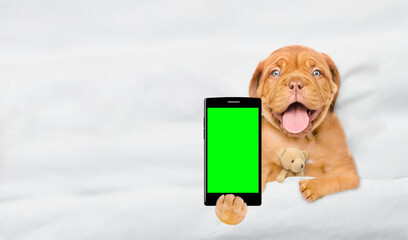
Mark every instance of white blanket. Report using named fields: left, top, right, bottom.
left=0, top=0, right=407, bottom=239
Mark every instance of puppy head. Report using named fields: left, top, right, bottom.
left=249, top=45, right=340, bottom=137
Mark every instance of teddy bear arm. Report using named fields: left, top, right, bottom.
left=276, top=169, right=289, bottom=183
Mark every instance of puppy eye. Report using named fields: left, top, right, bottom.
left=312, top=70, right=322, bottom=77
left=271, top=70, right=281, bottom=77
left=291, top=160, right=294, bottom=163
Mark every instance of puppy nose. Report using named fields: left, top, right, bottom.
left=288, top=81, right=304, bottom=91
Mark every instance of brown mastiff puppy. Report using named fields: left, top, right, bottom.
left=215, top=45, right=359, bottom=225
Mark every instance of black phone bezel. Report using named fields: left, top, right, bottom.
left=204, top=97, right=262, bottom=206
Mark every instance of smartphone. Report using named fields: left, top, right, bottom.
left=204, top=97, right=262, bottom=206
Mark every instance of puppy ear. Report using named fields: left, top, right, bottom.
left=321, top=53, right=340, bottom=111
left=249, top=60, right=265, bottom=97
left=302, top=150, right=308, bottom=160
left=278, top=149, right=286, bottom=159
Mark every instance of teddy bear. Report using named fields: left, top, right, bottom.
left=276, top=148, right=309, bottom=183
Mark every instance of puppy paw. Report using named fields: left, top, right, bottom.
left=215, top=194, right=247, bottom=225
left=299, top=179, right=321, bottom=203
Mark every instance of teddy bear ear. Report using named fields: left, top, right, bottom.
left=302, top=150, right=309, bottom=160
left=278, top=149, right=286, bottom=159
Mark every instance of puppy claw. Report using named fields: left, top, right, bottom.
left=302, top=189, right=311, bottom=198
left=224, top=194, right=235, bottom=204
left=307, top=194, right=317, bottom=203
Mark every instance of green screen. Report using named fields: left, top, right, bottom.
left=207, top=107, right=259, bottom=193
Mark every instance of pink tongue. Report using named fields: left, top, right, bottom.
left=282, top=103, right=310, bottom=133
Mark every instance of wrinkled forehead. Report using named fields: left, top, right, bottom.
left=264, top=48, right=328, bottom=71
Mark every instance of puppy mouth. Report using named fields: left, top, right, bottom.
left=271, top=102, right=322, bottom=135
